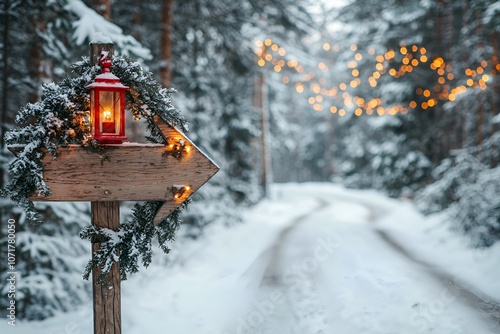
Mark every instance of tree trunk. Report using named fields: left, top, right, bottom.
left=94, top=0, right=111, bottom=20
left=28, top=20, right=44, bottom=103
left=1, top=0, right=9, bottom=158
left=492, top=30, right=499, bottom=129
left=160, top=0, right=174, bottom=87
left=133, top=0, right=142, bottom=41
left=0, top=0, right=10, bottom=252
left=324, top=114, right=335, bottom=177
left=254, top=74, right=271, bottom=197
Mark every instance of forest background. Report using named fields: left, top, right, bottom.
left=0, top=0, right=499, bottom=321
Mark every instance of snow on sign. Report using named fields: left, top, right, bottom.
left=8, top=115, right=218, bottom=224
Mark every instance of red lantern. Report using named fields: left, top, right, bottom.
left=86, top=51, right=128, bottom=144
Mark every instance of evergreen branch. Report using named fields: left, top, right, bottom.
left=2, top=55, right=189, bottom=280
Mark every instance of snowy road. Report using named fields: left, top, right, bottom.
left=5, top=183, right=500, bottom=334
left=230, top=193, right=499, bottom=334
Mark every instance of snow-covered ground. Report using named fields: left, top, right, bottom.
left=3, top=183, right=499, bottom=333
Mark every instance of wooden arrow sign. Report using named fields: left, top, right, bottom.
left=9, top=116, right=219, bottom=224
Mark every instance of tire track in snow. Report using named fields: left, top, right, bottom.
left=376, top=229, right=500, bottom=331
left=239, top=198, right=331, bottom=334
left=332, top=195, right=500, bottom=331
left=353, top=197, right=500, bottom=332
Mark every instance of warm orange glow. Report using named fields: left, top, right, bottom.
left=409, top=101, right=417, bottom=108
left=433, top=57, right=444, bottom=68
left=352, top=69, right=359, bottom=77
left=278, top=48, right=286, bottom=56
left=402, top=58, right=410, bottom=65
left=355, top=53, right=362, bottom=60
left=258, top=59, right=265, bottom=67
left=428, top=99, right=436, bottom=107
left=323, top=43, right=331, bottom=51
left=420, top=55, right=428, bottom=63
left=376, top=63, right=384, bottom=71
left=376, top=55, right=385, bottom=63
left=339, top=83, right=347, bottom=90
left=389, top=68, right=397, bottom=76
left=447, top=73, right=454, bottom=80
left=316, top=95, right=323, bottom=102
left=318, top=62, right=328, bottom=72
left=373, top=72, right=381, bottom=79
left=355, top=108, right=363, bottom=116
left=351, top=44, right=358, bottom=51
left=347, top=61, right=357, bottom=69
left=412, top=45, right=418, bottom=52
left=313, top=104, right=322, bottom=111
left=482, top=74, right=489, bottom=82
left=339, top=109, right=346, bottom=116
left=481, top=60, right=488, bottom=67
left=420, top=47, right=427, bottom=54
left=411, top=59, right=419, bottom=66
left=477, top=67, right=484, bottom=74
left=438, top=77, right=446, bottom=84
left=264, top=39, right=272, bottom=46
left=400, top=46, right=407, bottom=55
left=308, top=97, right=315, bottom=104
left=423, top=89, right=431, bottom=97
left=255, top=40, right=263, bottom=47
left=330, top=106, right=337, bottom=113
left=282, top=76, right=289, bottom=84
left=103, top=110, right=112, bottom=121
left=274, top=65, right=281, bottom=72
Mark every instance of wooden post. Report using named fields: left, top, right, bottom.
left=91, top=201, right=121, bottom=334
left=90, top=43, right=114, bottom=66
left=90, top=43, right=121, bottom=334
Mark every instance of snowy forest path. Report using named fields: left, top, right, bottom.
left=344, top=195, right=500, bottom=329
left=374, top=217, right=500, bottom=331
left=236, top=194, right=499, bottom=333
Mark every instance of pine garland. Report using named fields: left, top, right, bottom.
left=1, top=56, right=188, bottom=281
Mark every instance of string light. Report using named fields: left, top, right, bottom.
left=254, top=38, right=493, bottom=117
left=172, top=185, right=191, bottom=200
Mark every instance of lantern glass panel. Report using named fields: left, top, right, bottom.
left=99, top=91, right=121, bottom=134
left=89, top=90, right=95, bottom=134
